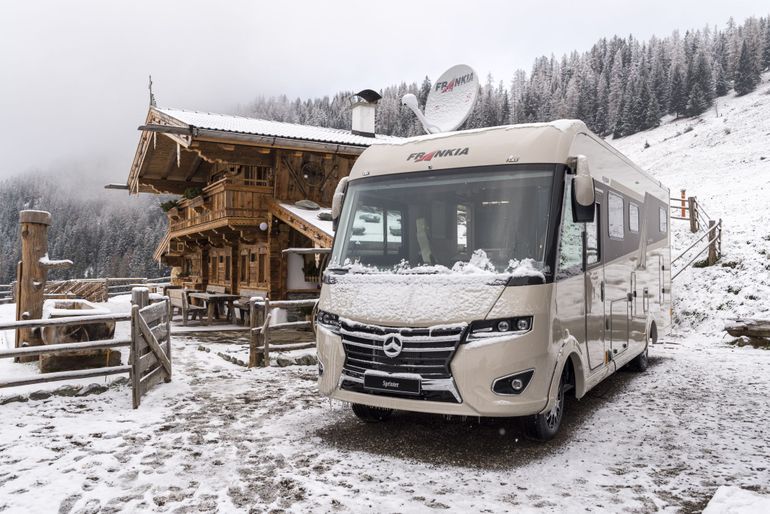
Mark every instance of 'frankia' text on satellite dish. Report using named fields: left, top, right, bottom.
left=402, top=64, right=479, bottom=134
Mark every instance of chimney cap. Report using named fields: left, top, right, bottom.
left=353, top=89, right=382, bottom=104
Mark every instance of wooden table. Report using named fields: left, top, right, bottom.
left=188, top=293, right=241, bottom=325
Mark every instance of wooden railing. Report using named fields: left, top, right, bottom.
left=0, top=284, right=12, bottom=304
left=106, top=276, right=172, bottom=297
left=0, top=288, right=171, bottom=408
left=669, top=191, right=723, bottom=279
left=248, top=297, right=318, bottom=367
left=169, top=207, right=262, bottom=232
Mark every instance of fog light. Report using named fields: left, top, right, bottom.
left=496, top=320, right=511, bottom=332
left=510, top=378, right=523, bottom=391
left=517, top=318, right=530, bottom=331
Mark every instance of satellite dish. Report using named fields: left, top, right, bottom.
left=402, top=64, right=478, bottom=134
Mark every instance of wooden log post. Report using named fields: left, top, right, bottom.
left=262, top=299, right=271, bottom=367
left=708, top=220, right=718, bottom=266
left=15, top=210, right=73, bottom=362
left=131, top=287, right=150, bottom=308
left=688, top=197, right=699, bottom=233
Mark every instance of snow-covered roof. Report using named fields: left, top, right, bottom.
left=157, top=108, right=399, bottom=147
left=278, top=202, right=334, bottom=238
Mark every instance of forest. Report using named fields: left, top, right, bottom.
left=242, top=15, right=770, bottom=138
left=1, top=14, right=768, bottom=284
left=0, top=174, right=169, bottom=283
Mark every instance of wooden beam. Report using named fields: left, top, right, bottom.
left=138, top=124, right=193, bottom=136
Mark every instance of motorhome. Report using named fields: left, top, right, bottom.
left=315, top=120, right=671, bottom=440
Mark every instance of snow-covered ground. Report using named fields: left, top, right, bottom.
left=1, top=79, right=770, bottom=513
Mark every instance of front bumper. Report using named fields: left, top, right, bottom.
left=316, top=324, right=554, bottom=417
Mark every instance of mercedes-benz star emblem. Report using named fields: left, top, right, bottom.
left=382, top=335, right=403, bottom=358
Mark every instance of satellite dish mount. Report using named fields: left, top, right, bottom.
left=402, top=64, right=478, bottom=134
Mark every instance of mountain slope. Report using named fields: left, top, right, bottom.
left=612, top=72, right=770, bottom=335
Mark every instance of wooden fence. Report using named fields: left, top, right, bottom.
left=0, top=288, right=170, bottom=408
left=249, top=297, right=317, bottom=367
left=0, top=284, right=12, bottom=305
left=669, top=192, right=723, bottom=279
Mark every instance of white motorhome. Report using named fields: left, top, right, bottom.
left=315, top=120, right=671, bottom=440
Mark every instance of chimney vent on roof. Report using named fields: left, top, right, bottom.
left=351, top=89, right=382, bottom=138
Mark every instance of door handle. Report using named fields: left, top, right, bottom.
left=600, top=281, right=605, bottom=302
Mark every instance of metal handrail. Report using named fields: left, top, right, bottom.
left=671, top=221, right=721, bottom=265
left=672, top=232, right=721, bottom=280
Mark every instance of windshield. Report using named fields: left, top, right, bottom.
left=330, top=165, right=557, bottom=274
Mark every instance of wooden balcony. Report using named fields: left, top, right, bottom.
left=167, top=178, right=271, bottom=239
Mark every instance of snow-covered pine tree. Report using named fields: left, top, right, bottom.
left=734, top=40, right=761, bottom=95
left=686, top=83, right=709, bottom=116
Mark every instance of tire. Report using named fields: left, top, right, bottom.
left=351, top=403, right=393, bottom=423
left=630, top=323, right=654, bottom=372
left=526, top=369, right=566, bottom=441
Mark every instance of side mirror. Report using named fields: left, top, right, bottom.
left=331, top=177, right=349, bottom=231
left=569, top=155, right=595, bottom=223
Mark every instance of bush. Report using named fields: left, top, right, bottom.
left=160, top=200, right=179, bottom=212
left=182, top=187, right=203, bottom=200
left=723, top=127, right=732, bottom=135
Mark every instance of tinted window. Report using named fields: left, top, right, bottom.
left=659, top=207, right=667, bottom=233
left=629, top=203, right=640, bottom=233
left=608, top=192, right=624, bottom=240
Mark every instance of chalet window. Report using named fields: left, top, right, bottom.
left=241, top=165, right=272, bottom=187
left=629, top=203, right=640, bottom=233
left=225, top=256, right=231, bottom=281
left=608, top=192, right=624, bottom=240
left=240, top=254, right=248, bottom=282
left=210, top=256, right=217, bottom=281
left=258, top=249, right=267, bottom=284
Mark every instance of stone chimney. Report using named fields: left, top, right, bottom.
left=351, top=89, right=382, bottom=138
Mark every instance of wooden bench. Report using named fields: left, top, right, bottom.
left=168, top=289, right=206, bottom=325
left=233, top=288, right=267, bottom=325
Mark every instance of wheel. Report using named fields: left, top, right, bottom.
left=526, top=369, right=566, bottom=441
left=351, top=403, right=393, bottom=423
left=630, top=323, right=655, bottom=372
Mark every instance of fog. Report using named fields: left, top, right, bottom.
left=0, top=0, right=766, bottom=183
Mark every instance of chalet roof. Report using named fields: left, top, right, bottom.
left=157, top=108, right=398, bottom=147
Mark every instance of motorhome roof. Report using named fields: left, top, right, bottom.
left=348, top=119, right=665, bottom=195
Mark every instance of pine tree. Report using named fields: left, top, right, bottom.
left=763, top=21, right=770, bottom=70
left=686, top=83, right=708, bottom=116
left=734, top=40, right=760, bottom=95
left=713, top=62, right=729, bottom=96
left=669, top=65, right=688, bottom=117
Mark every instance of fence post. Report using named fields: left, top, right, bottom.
left=680, top=189, right=686, bottom=218
left=164, top=298, right=171, bottom=383
left=262, top=298, right=271, bottom=367
left=688, top=197, right=699, bottom=233
left=248, top=297, right=259, bottom=368
left=131, top=287, right=149, bottom=308
left=130, top=304, right=140, bottom=409
left=718, top=219, right=723, bottom=259
left=708, top=220, right=718, bottom=266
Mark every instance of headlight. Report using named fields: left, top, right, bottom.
left=316, top=310, right=341, bottom=332
left=464, top=316, right=533, bottom=342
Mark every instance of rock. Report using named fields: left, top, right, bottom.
left=294, top=199, right=320, bottom=210
left=110, top=376, right=129, bottom=387
left=53, top=384, right=82, bottom=397
left=0, top=394, right=29, bottom=405
left=276, top=357, right=293, bottom=367
left=317, top=211, right=333, bottom=221
left=29, top=390, right=53, bottom=401
left=77, top=383, right=109, bottom=396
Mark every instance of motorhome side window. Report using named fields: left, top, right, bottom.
left=586, top=205, right=599, bottom=265
left=629, top=203, right=640, bottom=233
left=558, top=181, right=582, bottom=276
left=659, top=206, right=667, bottom=233
left=608, top=192, right=624, bottom=240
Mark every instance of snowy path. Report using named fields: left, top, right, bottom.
left=0, top=333, right=768, bottom=513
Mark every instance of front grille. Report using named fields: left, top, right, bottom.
left=338, top=319, right=465, bottom=403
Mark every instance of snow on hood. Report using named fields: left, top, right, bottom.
left=321, top=251, right=545, bottom=326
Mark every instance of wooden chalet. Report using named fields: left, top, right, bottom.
left=126, top=103, right=393, bottom=299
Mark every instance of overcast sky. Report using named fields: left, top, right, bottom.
left=0, top=0, right=766, bottom=183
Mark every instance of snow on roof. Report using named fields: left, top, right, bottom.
left=157, top=108, right=400, bottom=147
left=278, top=202, right=334, bottom=238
